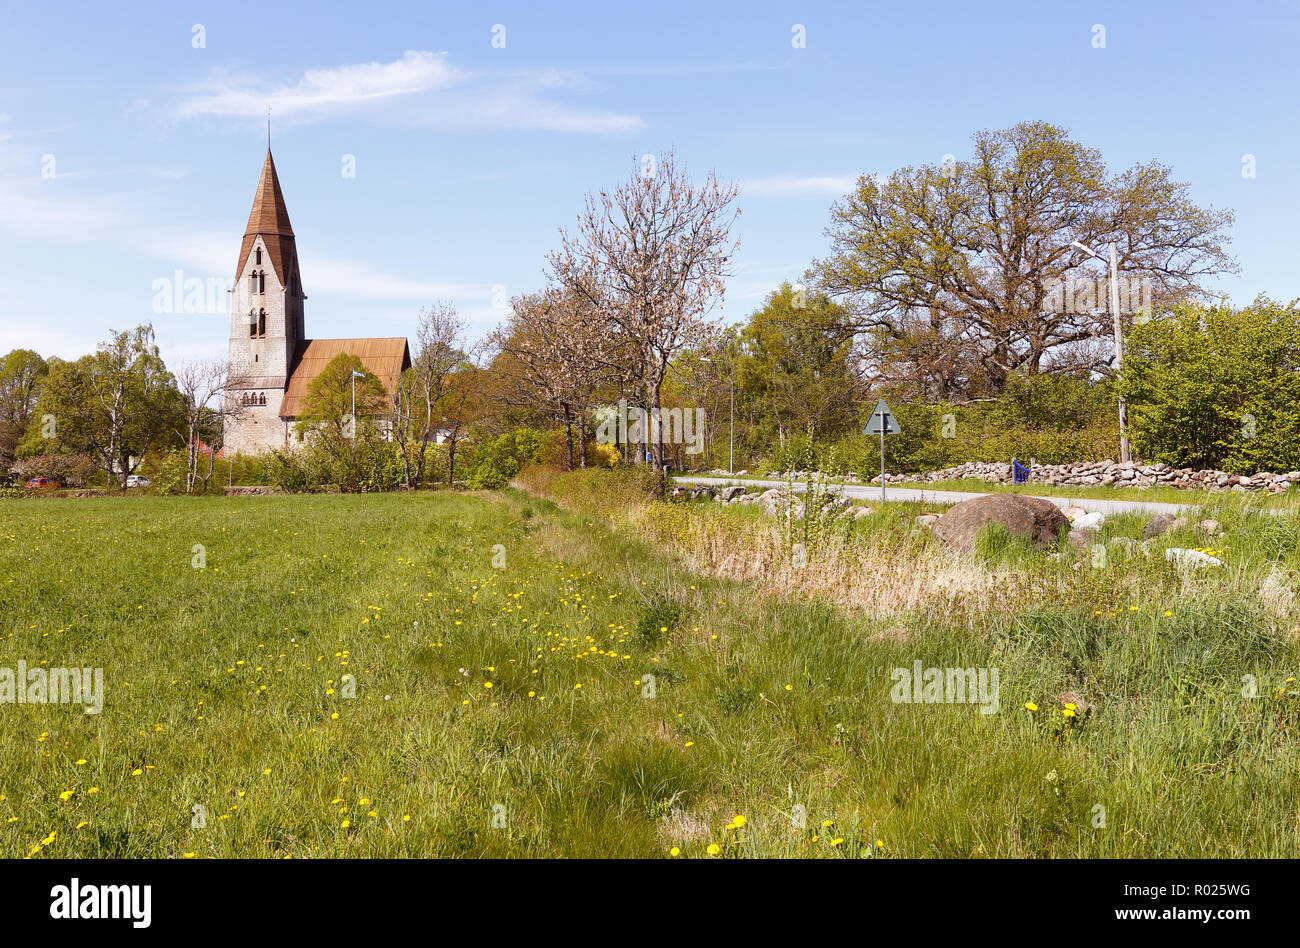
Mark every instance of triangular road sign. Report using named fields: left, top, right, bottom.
left=864, top=398, right=900, bottom=435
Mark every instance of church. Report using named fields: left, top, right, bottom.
left=224, top=150, right=411, bottom=454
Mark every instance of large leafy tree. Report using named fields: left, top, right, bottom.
left=734, top=282, right=862, bottom=447
left=1119, top=298, right=1300, bottom=473
left=22, top=325, right=182, bottom=488
left=0, top=348, right=48, bottom=473
left=295, top=353, right=389, bottom=492
left=812, top=120, right=1237, bottom=398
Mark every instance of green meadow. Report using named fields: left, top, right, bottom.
left=1, top=478, right=1298, bottom=858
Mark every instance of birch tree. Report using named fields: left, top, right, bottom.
left=174, top=359, right=245, bottom=493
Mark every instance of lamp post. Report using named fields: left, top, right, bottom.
left=1071, top=240, right=1131, bottom=464
left=700, top=357, right=734, bottom=474
left=350, top=369, right=366, bottom=463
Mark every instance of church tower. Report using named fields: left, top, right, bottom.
left=225, top=150, right=307, bottom=453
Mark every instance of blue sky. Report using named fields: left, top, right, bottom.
left=1, top=0, right=1297, bottom=367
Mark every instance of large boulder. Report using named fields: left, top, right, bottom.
left=931, top=494, right=1070, bottom=553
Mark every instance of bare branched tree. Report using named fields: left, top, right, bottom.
left=392, top=301, right=468, bottom=487
left=175, top=359, right=246, bottom=493
left=550, top=150, right=740, bottom=467
left=490, top=287, right=610, bottom=469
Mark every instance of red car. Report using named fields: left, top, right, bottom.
left=24, top=477, right=60, bottom=489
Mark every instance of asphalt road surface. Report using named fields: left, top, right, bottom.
left=674, top=475, right=1210, bottom=517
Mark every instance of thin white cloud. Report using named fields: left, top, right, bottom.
left=176, top=51, right=460, bottom=120
left=173, top=50, right=645, bottom=135
left=743, top=174, right=858, bottom=197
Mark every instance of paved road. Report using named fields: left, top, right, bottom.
left=674, top=475, right=1208, bottom=517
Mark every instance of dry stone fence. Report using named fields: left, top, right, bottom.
left=745, top=460, right=1300, bottom=494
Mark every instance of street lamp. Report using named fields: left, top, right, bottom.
left=350, top=368, right=366, bottom=460
left=700, top=357, right=734, bottom=474
left=1071, top=240, right=1131, bottom=464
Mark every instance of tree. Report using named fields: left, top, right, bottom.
left=0, top=349, right=48, bottom=475
left=734, top=282, right=863, bottom=447
left=9, top=453, right=96, bottom=487
left=173, top=359, right=246, bottom=494
left=295, top=353, right=389, bottom=492
left=1119, top=298, right=1300, bottom=473
left=438, top=351, right=487, bottom=486
left=490, top=287, right=610, bottom=470
left=811, top=121, right=1237, bottom=398
left=23, top=325, right=182, bottom=489
left=550, top=150, right=740, bottom=467
left=392, top=301, right=468, bottom=488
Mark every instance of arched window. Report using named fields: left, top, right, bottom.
left=258, top=271, right=266, bottom=294
left=255, top=247, right=262, bottom=265
left=259, top=392, right=266, bottom=406
left=249, top=311, right=257, bottom=337
left=258, top=309, right=267, bottom=337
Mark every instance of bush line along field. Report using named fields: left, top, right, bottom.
left=2, top=474, right=1299, bottom=857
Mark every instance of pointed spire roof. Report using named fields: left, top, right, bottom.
left=235, top=150, right=301, bottom=290
left=245, top=150, right=294, bottom=238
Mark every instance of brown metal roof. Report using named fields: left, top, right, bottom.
left=279, top=337, right=412, bottom=419
left=236, top=151, right=300, bottom=289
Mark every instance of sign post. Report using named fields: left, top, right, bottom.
left=863, top=399, right=900, bottom=504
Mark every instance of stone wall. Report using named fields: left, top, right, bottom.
left=752, top=460, right=1300, bottom=494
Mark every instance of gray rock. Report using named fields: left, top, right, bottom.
left=931, top=494, right=1069, bottom=552
left=1141, top=514, right=1188, bottom=539
left=1066, top=528, right=1095, bottom=552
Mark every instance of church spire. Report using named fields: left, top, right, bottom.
left=235, top=150, right=300, bottom=291
left=244, top=150, right=294, bottom=240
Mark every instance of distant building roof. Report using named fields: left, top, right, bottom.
left=279, top=337, right=412, bottom=419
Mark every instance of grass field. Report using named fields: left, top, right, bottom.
left=2, top=479, right=1299, bottom=858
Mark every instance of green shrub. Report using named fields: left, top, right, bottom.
left=266, top=449, right=317, bottom=493
left=152, top=451, right=188, bottom=495
left=1120, top=298, right=1300, bottom=473
left=464, top=428, right=555, bottom=490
